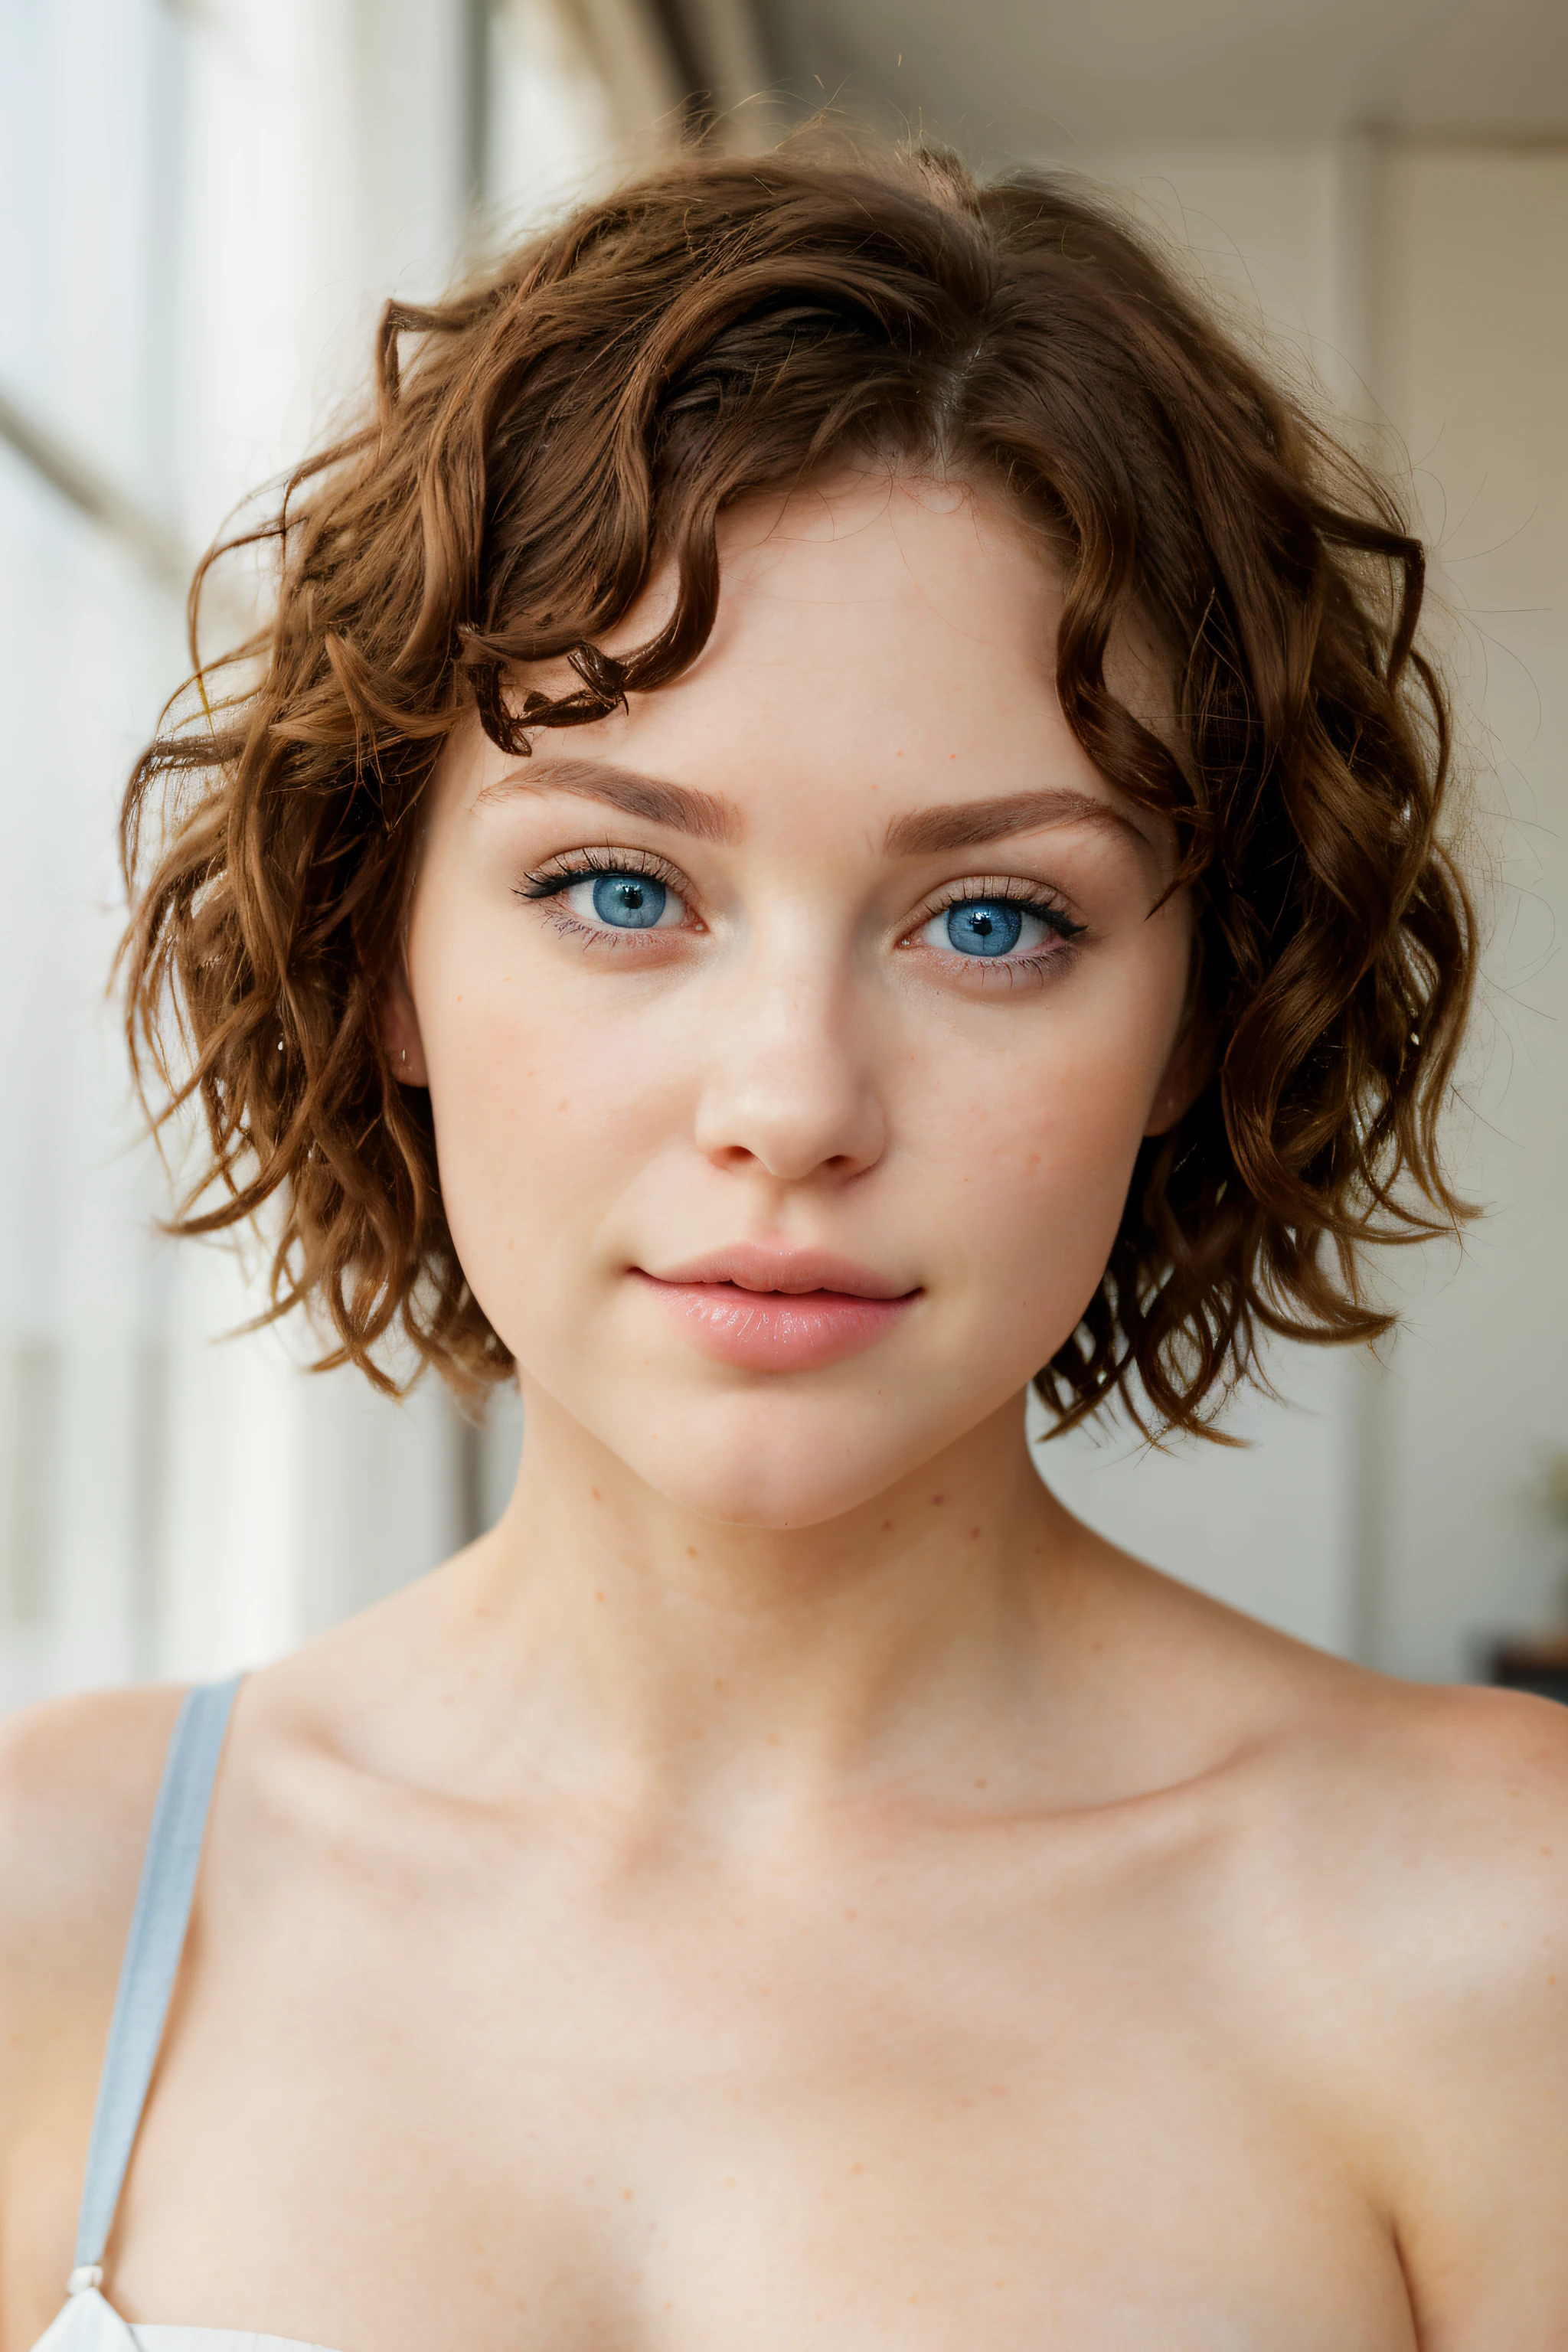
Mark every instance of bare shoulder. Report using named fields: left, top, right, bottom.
left=1156, top=1563, right=1568, bottom=2004
left=1233, top=1655, right=1568, bottom=2339
left=1092, top=1541, right=1568, bottom=2334
left=1357, top=1667, right=1568, bottom=1838
left=0, top=1684, right=186, bottom=2100
left=1094, top=1534, right=1568, bottom=1934
left=1080, top=1536, right=1568, bottom=2085
left=1264, top=1664, right=1568, bottom=1988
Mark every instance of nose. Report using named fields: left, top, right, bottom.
left=692, top=944, right=887, bottom=1185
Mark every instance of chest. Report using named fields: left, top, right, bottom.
left=91, top=1834, right=1416, bottom=2352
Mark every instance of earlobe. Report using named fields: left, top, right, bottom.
left=380, top=969, right=430, bottom=1088
left=1145, top=1011, right=1214, bottom=1138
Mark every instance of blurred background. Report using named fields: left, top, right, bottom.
left=2, top=0, right=1566, bottom=1712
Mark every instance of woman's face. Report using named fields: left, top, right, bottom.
left=397, top=475, right=1196, bottom=1526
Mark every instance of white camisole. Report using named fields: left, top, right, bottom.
left=31, top=1681, right=346, bottom=2352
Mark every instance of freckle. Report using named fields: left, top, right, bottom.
left=975, top=1777, right=988, bottom=1788
left=844, top=1906, right=858, bottom=1919
left=590, top=1487, right=601, bottom=1501
left=929, top=1493, right=945, bottom=1505
left=725, top=2176, right=737, bottom=2187
left=851, top=2162, right=864, bottom=2175
left=766, top=1733, right=779, bottom=1746
left=881, top=1520, right=894, bottom=1532
left=686, top=1545, right=697, bottom=1557
left=595, top=1590, right=605, bottom=1602
left=623, top=2188, right=634, bottom=2200
left=969, top=1526, right=982, bottom=1538
left=557, top=1099, right=568, bottom=1112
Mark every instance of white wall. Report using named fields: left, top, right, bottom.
left=1370, top=149, right=1568, bottom=1677
left=4, top=33, right=1563, bottom=1704
left=1039, top=138, right=1568, bottom=1682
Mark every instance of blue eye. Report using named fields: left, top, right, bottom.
left=914, top=893, right=1079, bottom=966
left=526, top=861, right=689, bottom=936
left=590, top=873, right=667, bottom=929
left=546, top=869, right=684, bottom=931
left=945, top=899, right=1024, bottom=957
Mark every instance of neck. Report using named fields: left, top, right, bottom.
left=458, top=1383, right=1081, bottom=1826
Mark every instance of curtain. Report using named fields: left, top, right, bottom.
left=0, top=0, right=769, bottom=1712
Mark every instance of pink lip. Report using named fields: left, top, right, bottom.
left=634, top=1246, right=919, bottom=1373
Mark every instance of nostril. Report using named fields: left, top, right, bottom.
left=693, top=1059, right=887, bottom=1182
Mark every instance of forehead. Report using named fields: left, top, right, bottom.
left=450, top=472, right=1170, bottom=867
left=545, top=477, right=1069, bottom=780
left=658, top=471, right=1067, bottom=705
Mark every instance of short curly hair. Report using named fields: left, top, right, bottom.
left=121, top=137, right=1475, bottom=1437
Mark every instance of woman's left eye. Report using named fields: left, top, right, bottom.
left=917, top=897, right=1071, bottom=961
left=563, top=872, right=686, bottom=931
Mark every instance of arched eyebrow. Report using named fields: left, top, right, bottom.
left=884, top=789, right=1148, bottom=857
left=479, top=756, right=741, bottom=844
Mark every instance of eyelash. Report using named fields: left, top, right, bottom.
left=515, top=850, right=1088, bottom=978
left=910, top=876, right=1087, bottom=985
left=517, top=846, right=688, bottom=902
left=515, top=846, right=696, bottom=941
left=917, top=877, right=1085, bottom=933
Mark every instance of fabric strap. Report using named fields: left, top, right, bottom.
left=70, top=1676, right=243, bottom=2288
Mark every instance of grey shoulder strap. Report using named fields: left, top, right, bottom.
left=67, top=1675, right=243, bottom=2294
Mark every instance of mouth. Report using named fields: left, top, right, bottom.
left=632, top=1245, right=920, bottom=1373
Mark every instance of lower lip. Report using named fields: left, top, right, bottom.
left=635, top=1276, right=916, bottom=1372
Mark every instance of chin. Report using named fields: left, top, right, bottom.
left=576, top=1375, right=999, bottom=1530
left=637, top=1447, right=913, bottom=1530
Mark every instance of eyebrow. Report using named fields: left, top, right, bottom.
left=479, top=756, right=742, bottom=844
left=884, top=789, right=1147, bottom=858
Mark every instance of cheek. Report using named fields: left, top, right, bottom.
left=901, top=968, right=1179, bottom=1344
left=416, top=959, right=688, bottom=1329
left=920, top=1047, right=1138, bottom=1269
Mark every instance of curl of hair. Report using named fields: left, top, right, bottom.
left=122, top=136, right=1475, bottom=1431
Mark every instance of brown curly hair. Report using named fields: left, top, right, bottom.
left=121, top=138, right=1475, bottom=1436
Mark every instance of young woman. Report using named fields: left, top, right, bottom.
left=3, top=142, right=1564, bottom=2352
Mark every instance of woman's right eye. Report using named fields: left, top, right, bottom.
left=561, top=871, right=686, bottom=931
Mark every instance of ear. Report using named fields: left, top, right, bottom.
left=380, top=963, right=430, bottom=1087
left=1144, top=1005, right=1214, bottom=1138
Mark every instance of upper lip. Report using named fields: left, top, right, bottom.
left=639, top=1244, right=916, bottom=1300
